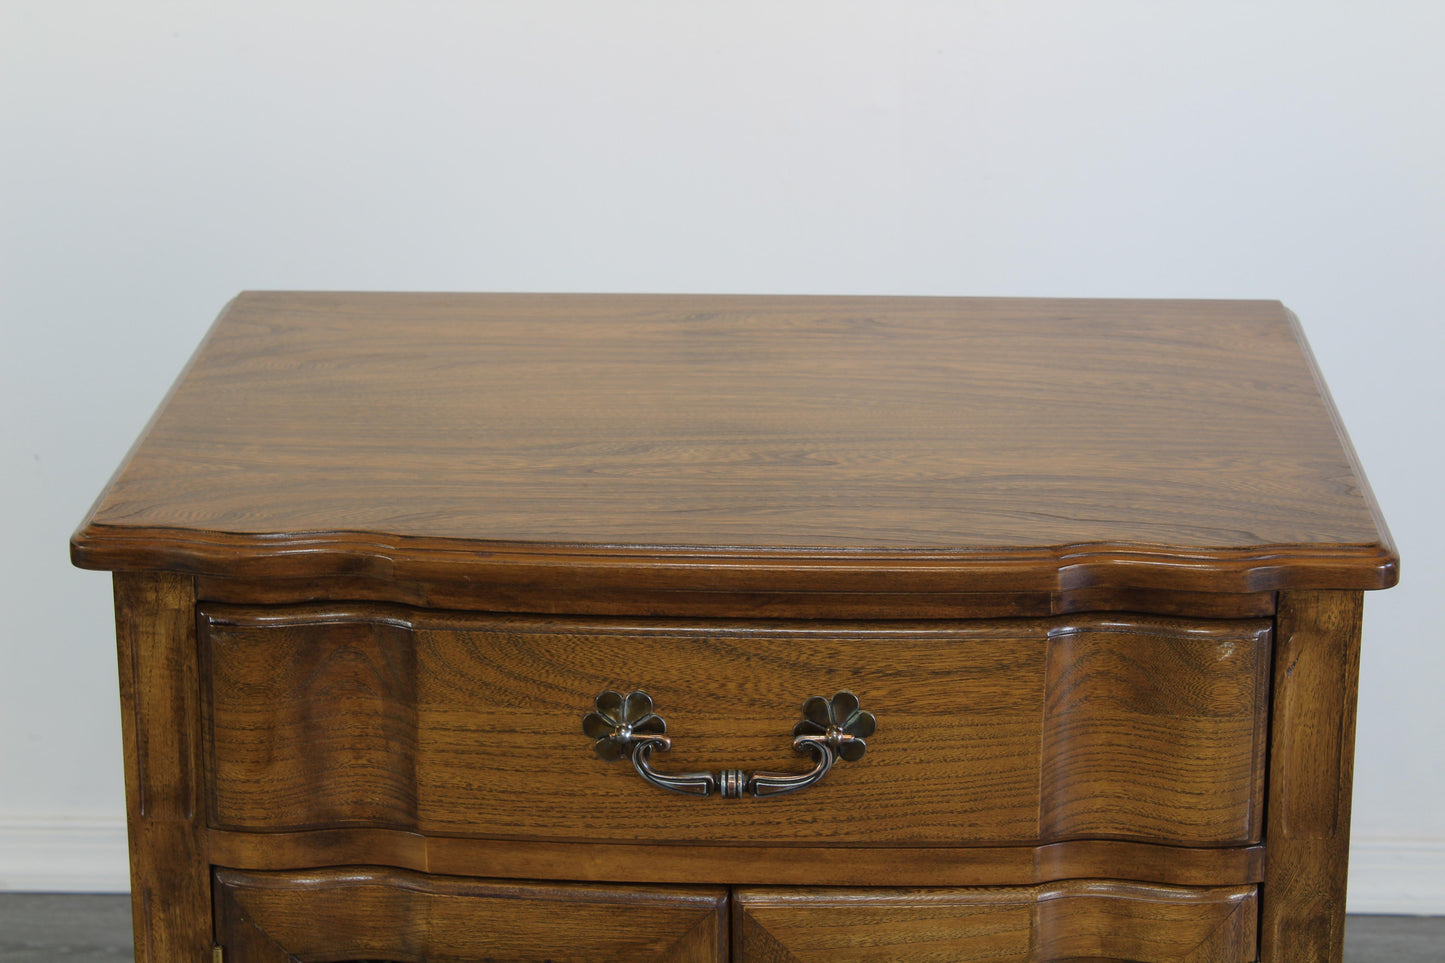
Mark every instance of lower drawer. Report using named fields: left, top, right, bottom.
left=734, top=883, right=1258, bottom=963
left=213, top=867, right=729, bottom=962
left=212, top=867, right=1257, bottom=963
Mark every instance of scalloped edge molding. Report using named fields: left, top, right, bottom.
left=0, top=821, right=1440, bottom=914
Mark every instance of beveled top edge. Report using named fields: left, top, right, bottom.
left=72, top=292, right=1399, bottom=595
left=70, top=522, right=1400, bottom=593
left=1280, top=305, right=1401, bottom=590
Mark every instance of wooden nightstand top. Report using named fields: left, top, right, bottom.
left=71, top=292, right=1396, bottom=595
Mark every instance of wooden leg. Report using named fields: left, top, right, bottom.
left=1260, top=590, right=1363, bottom=963
left=114, top=572, right=211, bottom=962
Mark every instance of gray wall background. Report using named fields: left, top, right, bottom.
left=2, top=2, right=1441, bottom=911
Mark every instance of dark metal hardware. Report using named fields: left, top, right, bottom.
left=582, top=689, right=875, bottom=799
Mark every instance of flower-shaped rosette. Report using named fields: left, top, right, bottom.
left=792, top=690, right=874, bottom=762
left=583, top=690, right=667, bottom=761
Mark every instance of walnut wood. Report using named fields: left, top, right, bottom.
left=193, top=573, right=1279, bottom=621
left=112, top=573, right=210, bottom=963
left=1039, top=618, right=1271, bottom=844
left=213, top=867, right=728, bottom=962
left=733, top=881, right=1258, bottom=962
left=201, top=606, right=1270, bottom=849
left=1259, top=590, right=1363, bottom=963
left=72, top=293, right=1397, bottom=599
left=75, top=294, right=1397, bottom=961
left=205, top=830, right=1266, bottom=889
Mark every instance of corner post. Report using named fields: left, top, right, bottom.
left=113, top=571, right=211, bottom=961
left=1260, top=590, right=1364, bottom=962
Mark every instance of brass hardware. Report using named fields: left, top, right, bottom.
left=582, top=690, right=875, bottom=799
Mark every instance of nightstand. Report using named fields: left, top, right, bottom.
left=73, top=293, right=1396, bottom=962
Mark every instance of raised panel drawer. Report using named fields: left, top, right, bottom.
left=214, top=867, right=728, bottom=962
left=734, top=883, right=1258, bottom=963
left=201, top=607, right=1270, bottom=848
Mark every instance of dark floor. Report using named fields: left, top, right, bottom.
left=0, top=894, right=1440, bottom=961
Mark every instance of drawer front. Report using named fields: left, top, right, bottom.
left=734, top=883, right=1258, bottom=963
left=201, top=607, right=1269, bottom=847
left=214, top=867, right=727, bottom=962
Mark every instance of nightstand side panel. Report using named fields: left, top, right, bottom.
left=1260, top=589, right=1364, bottom=963
left=112, top=572, right=212, bottom=963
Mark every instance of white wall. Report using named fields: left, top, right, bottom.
left=2, top=1, right=1441, bottom=910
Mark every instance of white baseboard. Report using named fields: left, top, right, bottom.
left=0, top=820, right=130, bottom=893
left=1348, top=837, right=1445, bottom=915
left=1, top=821, right=1442, bottom=912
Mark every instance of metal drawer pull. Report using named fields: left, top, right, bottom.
left=582, top=689, right=875, bottom=799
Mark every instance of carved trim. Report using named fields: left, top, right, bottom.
left=205, top=830, right=1265, bottom=889
left=734, top=881, right=1258, bottom=963
left=73, top=522, right=1399, bottom=594
left=213, top=867, right=727, bottom=963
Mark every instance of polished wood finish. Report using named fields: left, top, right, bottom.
left=1260, top=590, right=1364, bottom=963
left=193, top=572, right=1280, bottom=620
left=734, top=882, right=1258, bottom=962
left=73, top=293, right=1396, bottom=603
left=112, top=573, right=210, bottom=963
left=204, top=830, right=1266, bottom=889
left=75, top=294, right=1396, bottom=961
left=200, top=607, right=1271, bottom=849
left=214, top=867, right=728, bottom=962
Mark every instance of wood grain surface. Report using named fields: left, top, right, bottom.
left=213, top=867, right=728, bottom=963
left=200, top=606, right=1271, bottom=850
left=733, top=881, right=1257, bottom=963
left=112, top=573, right=211, bottom=963
left=193, top=571, right=1280, bottom=621
left=78, top=295, right=1396, bottom=963
left=72, top=293, right=1397, bottom=597
left=204, top=830, right=1266, bottom=889
left=1260, top=590, right=1363, bottom=963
